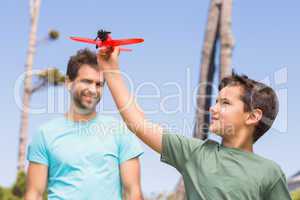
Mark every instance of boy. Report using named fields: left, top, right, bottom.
left=98, top=47, right=291, bottom=199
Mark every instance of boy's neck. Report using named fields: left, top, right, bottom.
left=221, top=129, right=254, bottom=153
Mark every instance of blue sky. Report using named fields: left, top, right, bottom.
left=0, top=0, right=299, bottom=195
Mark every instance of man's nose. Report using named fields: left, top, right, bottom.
left=87, top=83, right=97, bottom=94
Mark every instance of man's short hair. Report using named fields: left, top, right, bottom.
left=66, top=48, right=98, bottom=81
left=219, top=73, right=279, bottom=143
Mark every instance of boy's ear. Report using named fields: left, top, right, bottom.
left=245, top=108, right=263, bottom=126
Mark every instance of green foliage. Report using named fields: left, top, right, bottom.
left=48, top=30, right=59, bottom=40
left=37, top=68, right=65, bottom=85
left=0, top=171, right=25, bottom=200
left=292, top=189, right=300, bottom=200
left=0, top=186, right=4, bottom=199
left=0, top=172, right=297, bottom=200
left=0, top=185, right=21, bottom=200
left=11, top=171, right=26, bottom=197
left=0, top=171, right=48, bottom=200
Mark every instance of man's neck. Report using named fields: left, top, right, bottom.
left=65, top=105, right=97, bottom=122
left=221, top=128, right=254, bottom=153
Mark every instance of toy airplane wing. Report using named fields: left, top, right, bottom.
left=70, top=37, right=102, bottom=45
left=70, top=30, right=144, bottom=52
left=108, top=38, right=144, bottom=46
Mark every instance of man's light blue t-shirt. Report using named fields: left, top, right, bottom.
left=27, top=115, right=143, bottom=200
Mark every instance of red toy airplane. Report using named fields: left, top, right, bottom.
left=70, top=30, right=144, bottom=52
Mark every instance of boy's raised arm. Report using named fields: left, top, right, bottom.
left=97, top=47, right=163, bottom=153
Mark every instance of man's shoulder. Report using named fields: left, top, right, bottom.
left=96, top=114, right=124, bottom=126
left=96, top=115, right=130, bottom=133
left=38, top=116, right=66, bottom=133
left=39, top=115, right=118, bottom=132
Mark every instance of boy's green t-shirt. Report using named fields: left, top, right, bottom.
left=161, top=134, right=291, bottom=200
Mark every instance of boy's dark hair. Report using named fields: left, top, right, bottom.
left=66, top=48, right=98, bottom=81
left=219, top=73, right=279, bottom=143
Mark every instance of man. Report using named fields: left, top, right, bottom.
left=98, top=47, right=291, bottom=200
left=25, top=49, right=143, bottom=200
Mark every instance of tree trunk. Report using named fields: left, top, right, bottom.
left=193, top=0, right=221, bottom=140
left=17, top=0, right=41, bottom=172
left=173, top=0, right=221, bottom=198
left=220, top=0, right=234, bottom=80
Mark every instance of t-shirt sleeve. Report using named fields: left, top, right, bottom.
left=27, top=128, right=49, bottom=166
left=117, top=124, right=144, bottom=164
left=264, top=175, right=292, bottom=200
left=161, top=133, right=204, bottom=172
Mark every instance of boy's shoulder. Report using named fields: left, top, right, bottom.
left=255, top=154, right=285, bottom=177
left=227, top=147, right=285, bottom=183
left=201, top=140, right=284, bottom=177
left=252, top=155, right=287, bottom=192
left=241, top=150, right=283, bottom=173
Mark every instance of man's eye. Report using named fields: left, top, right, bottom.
left=96, top=81, right=105, bottom=87
left=81, top=80, right=91, bottom=84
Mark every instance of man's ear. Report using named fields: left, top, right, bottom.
left=65, top=76, right=72, bottom=91
left=245, top=108, right=263, bottom=126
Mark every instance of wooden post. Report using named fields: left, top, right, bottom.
left=17, top=0, right=41, bottom=172
left=220, top=0, right=234, bottom=80
left=193, top=0, right=221, bottom=140
left=173, top=0, right=222, bottom=198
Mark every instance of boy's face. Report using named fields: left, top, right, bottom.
left=209, top=85, right=249, bottom=137
left=68, top=64, right=104, bottom=113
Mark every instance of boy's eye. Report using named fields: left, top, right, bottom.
left=215, top=99, right=229, bottom=104
left=222, top=101, right=230, bottom=105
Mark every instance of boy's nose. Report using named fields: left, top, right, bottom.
left=209, top=104, right=217, bottom=114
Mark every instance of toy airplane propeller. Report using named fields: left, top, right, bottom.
left=70, top=30, right=144, bottom=52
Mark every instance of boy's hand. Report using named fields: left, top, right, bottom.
left=97, top=46, right=120, bottom=71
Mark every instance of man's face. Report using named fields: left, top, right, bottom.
left=69, top=65, right=104, bottom=113
left=209, top=86, right=249, bottom=137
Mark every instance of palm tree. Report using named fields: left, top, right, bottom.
left=18, top=66, right=64, bottom=172
left=31, top=68, right=65, bottom=93
left=18, top=0, right=42, bottom=172
left=17, top=0, right=60, bottom=172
